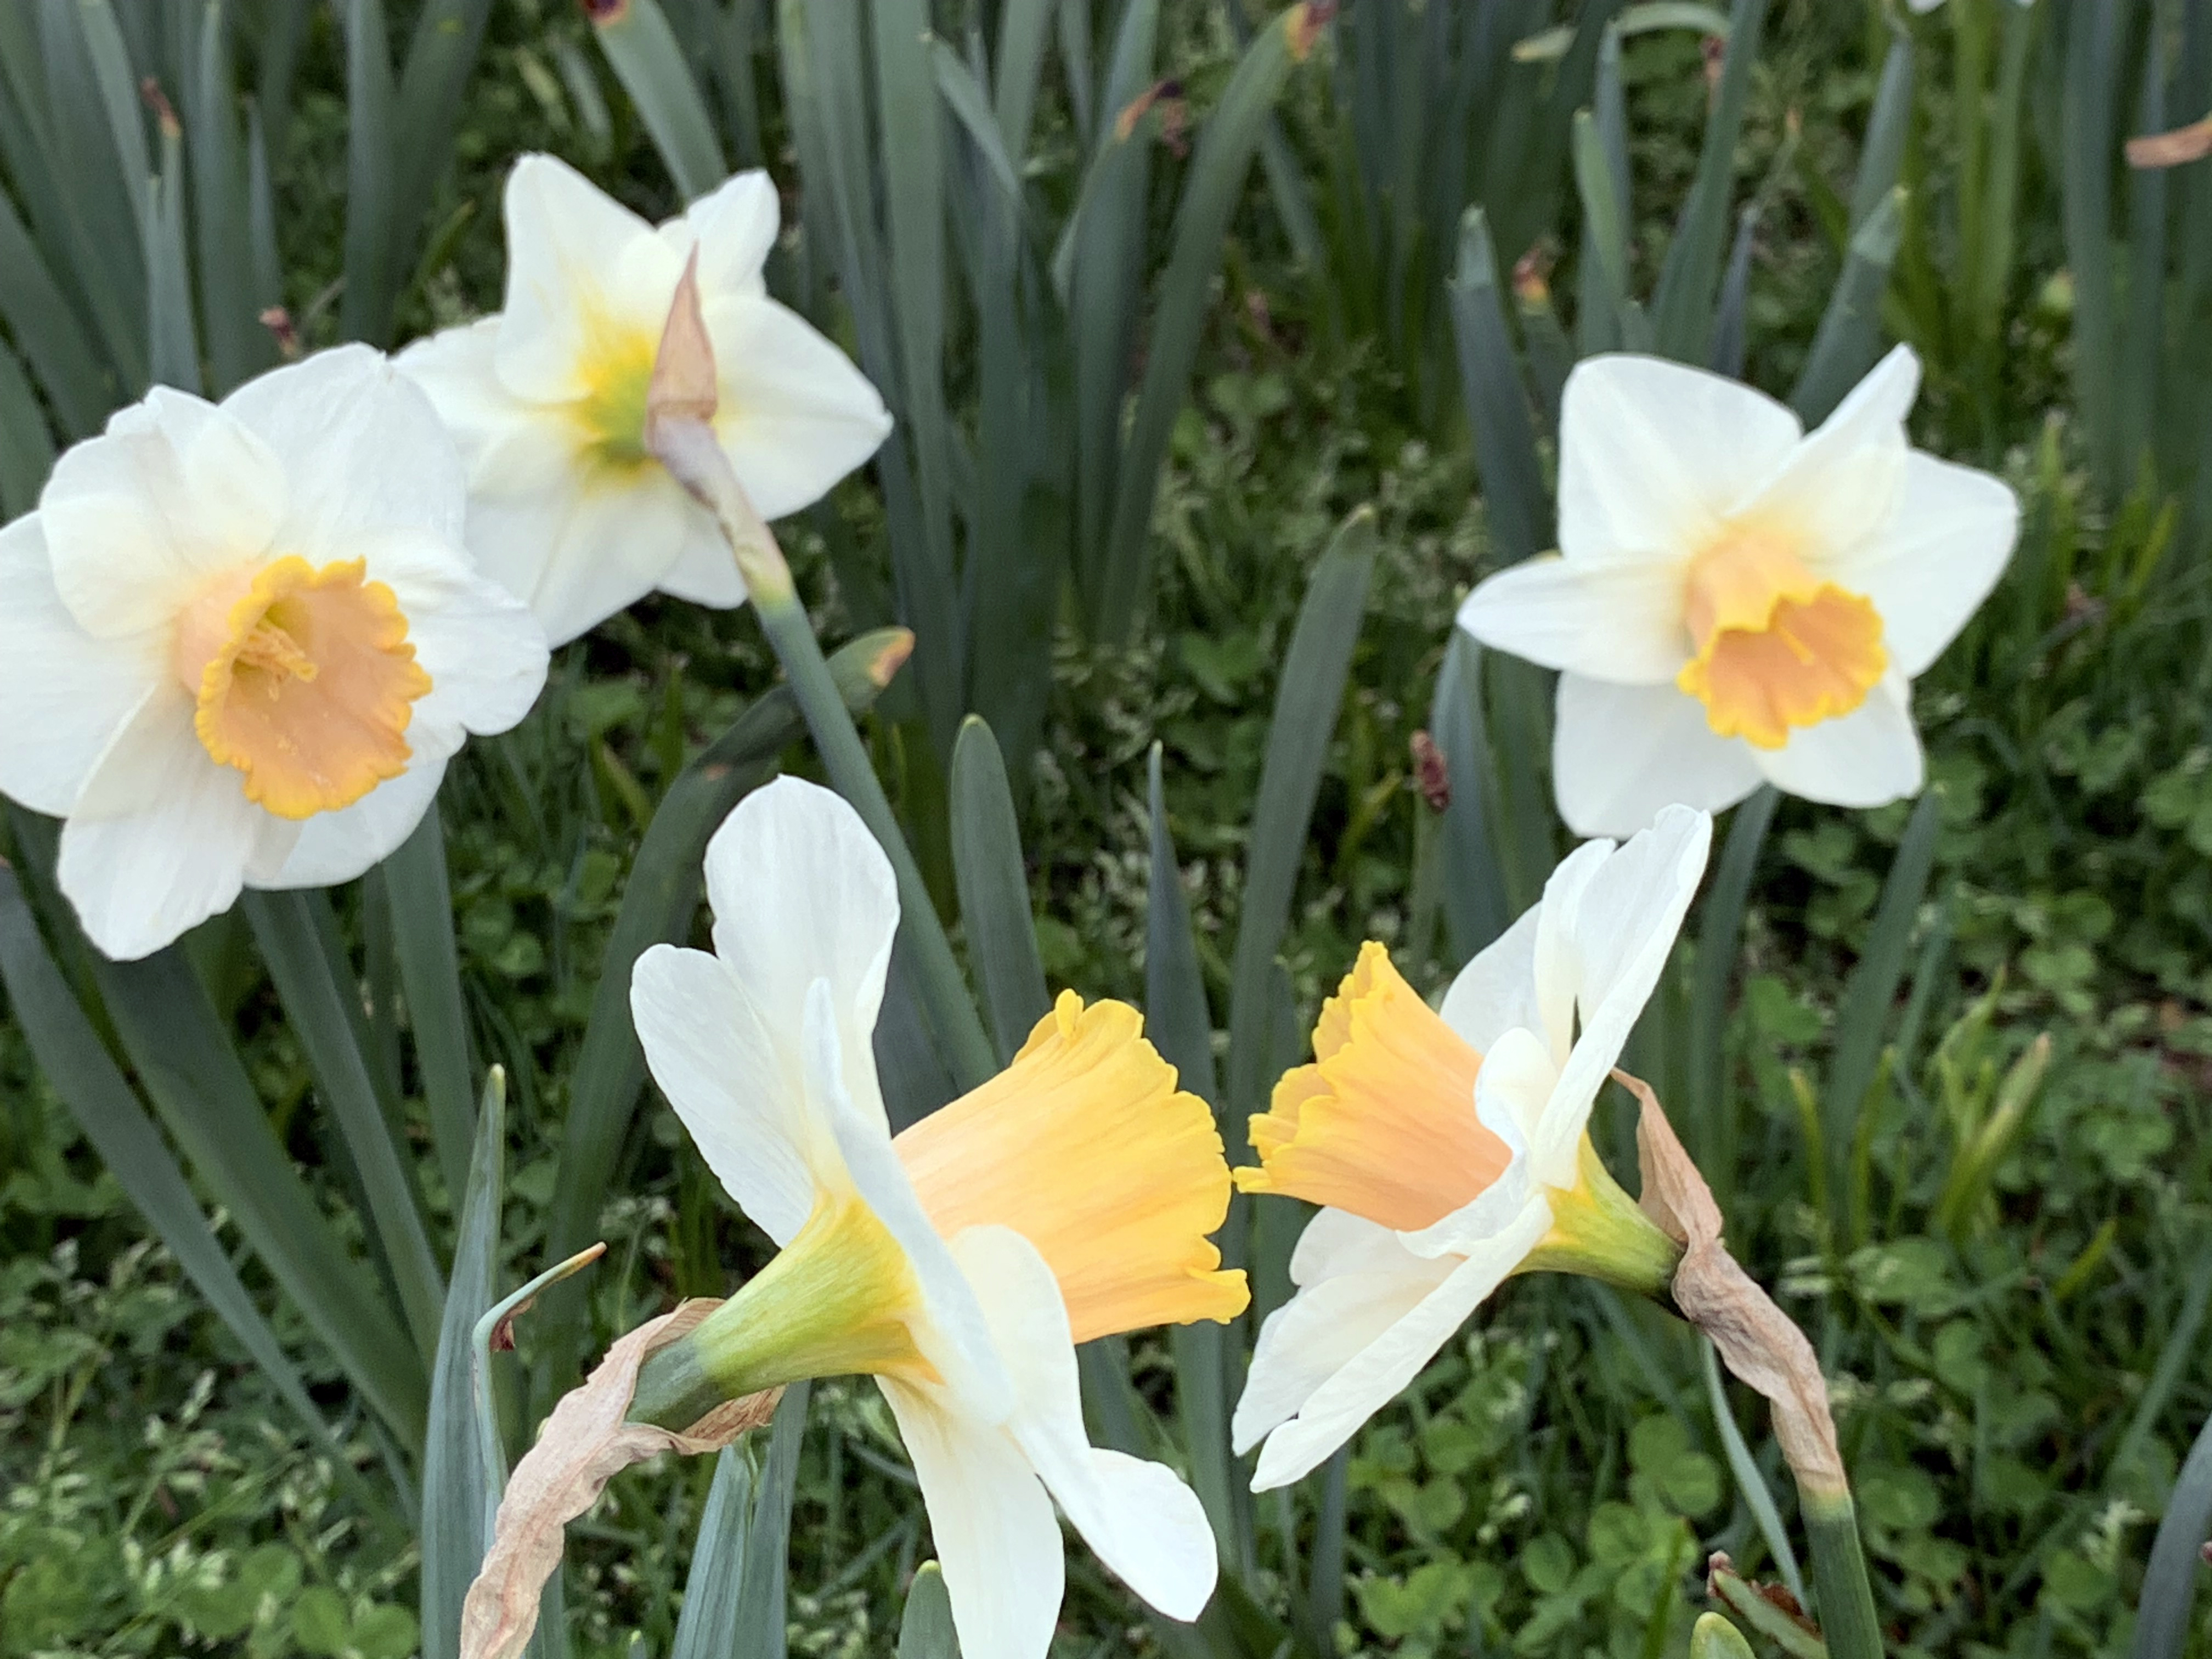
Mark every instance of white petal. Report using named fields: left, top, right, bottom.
left=56, top=687, right=274, bottom=960
left=1439, top=905, right=1543, bottom=1056
left=0, top=514, right=163, bottom=815
left=1530, top=840, right=1611, bottom=1071
left=1553, top=672, right=1764, bottom=838
left=400, top=319, right=586, bottom=501
left=1451, top=1026, right=1555, bottom=1163
left=676, top=170, right=779, bottom=297
left=42, top=388, right=285, bottom=637
left=359, top=528, right=550, bottom=746
left=495, top=154, right=675, bottom=402
left=261, top=754, right=447, bottom=889
left=1235, top=1244, right=1456, bottom=1457
left=1753, top=672, right=1923, bottom=807
left=708, top=295, right=893, bottom=522
left=703, top=777, right=900, bottom=1137
left=1532, top=805, right=1709, bottom=1183
left=1556, top=355, right=1802, bottom=561
left=472, top=472, right=694, bottom=648
left=1288, top=1206, right=1426, bottom=1287
left=1826, top=452, right=2018, bottom=676
left=1247, top=1195, right=1554, bottom=1492
left=810, top=984, right=1009, bottom=1421
left=878, top=1377, right=1063, bottom=1659
left=1454, top=555, right=1689, bottom=683
left=220, top=345, right=468, bottom=553
left=1738, top=345, right=1920, bottom=564
left=631, top=944, right=822, bottom=1245
left=654, top=511, right=751, bottom=610
left=952, top=1226, right=1217, bottom=1621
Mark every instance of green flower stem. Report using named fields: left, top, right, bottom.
left=749, top=582, right=997, bottom=1091
left=1803, top=1482, right=1884, bottom=1659
left=647, top=403, right=995, bottom=1094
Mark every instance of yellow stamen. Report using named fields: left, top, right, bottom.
left=1675, top=528, right=1886, bottom=749
left=1234, top=941, right=1508, bottom=1233
left=895, top=992, right=1248, bottom=1345
left=178, top=556, right=430, bottom=819
left=565, top=299, right=663, bottom=475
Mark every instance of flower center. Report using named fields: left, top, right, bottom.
left=1674, top=528, right=1887, bottom=750
left=1234, top=941, right=1511, bottom=1232
left=566, top=308, right=661, bottom=473
left=175, top=556, right=430, bottom=820
left=895, top=992, right=1247, bottom=1345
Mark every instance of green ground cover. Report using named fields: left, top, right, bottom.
left=4, top=2, right=2212, bottom=1657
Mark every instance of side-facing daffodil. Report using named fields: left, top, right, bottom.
left=0, top=347, right=548, bottom=961
left=1458, top=346, right=2018, bottom=836
left=1231, top=806, right=1711, bottom=1490
left=399, top=154, right=892, bottom=645
left=625, top=777, right=1246, bottom=1659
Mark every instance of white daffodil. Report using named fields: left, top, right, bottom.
left=1232, top=806, right=1711, bottom=1491
left=627, top=777, right=1245, bottom=1659
left=0, top=347, right=548, bottom=962
left=1457, top=347, right=2018, bottom=837
left=399, top=154, right=892, bottom=646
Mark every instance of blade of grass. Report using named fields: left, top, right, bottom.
left=1700, top=1339, right=1807, bottom=1607
left=0, top=862, right=336, bottom=1454
left=2132, top=1402, right=2212, bottom=1659
left=733, top=1383, right=810, bottom=1659
left=338, top=0, right=398, bottom=345
left=246, top=887, right=446, bottom=1360
left=949, top=715, right=1050, bottom=1062
left=421, top=1068, right=506, bottom=1659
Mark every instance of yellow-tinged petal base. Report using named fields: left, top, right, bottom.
left=1675, top=528, right=1886, bottom=750
left=895, top=991, right=1248, bottom=1344
left=631, top=1189, right=935, bottom=1426
left=1234, top=941, right=1506, bottom=1232
left=177, top=556, right=429, bottom=819
left=1516, top=1133, right=1682, bottom=1297
left=564, top=299, right=661, bottom=477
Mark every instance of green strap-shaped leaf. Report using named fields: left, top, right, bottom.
left=1222, top=506, right=1377, bottom=1146
left=1427, top=633, right=1511, bottom=966
left=2133, top=1403, right=2212, bottom=1659
left=246, top=888, right=447, bottom=1360
left=896, top=1562, right=958, bottom=1659
left=390, top=0, right=496, bottom=272
left=2060, top=0, right=2125, bottom=494
left=143, top=104, right=200, bottom=394
left=0, top=337, right=55, bottom=516
left=1819, top=786, right=1939, bottom=1223
left=1700, top=1339, right=1806, bottom=1608
left=382, top=808, right=479, bottom=1208
left=421, top=1069, right=506, bottom=1659
left=0, top=184, right=111, bottom=435
left=991, top=0, right=1054, bottom=162
left=1447, top=206, right=1549, bottom=569
left=338, top=0, right=398, bottom=345
left=1094, top=2, right=1321, bottom=639
left=1708, top=203, right=1760, bottom=377
left=668, top=1448, right=755, bottom=1659
left=592, top=0, right=726, bottom=201
left=733, top=1383, right=810, bottom=1659
left=949, top=715, right=1049, bottom=1063
left=185, top=0, right=274, bottom=394
left=0, top=864, right=335, bottom=1454
left=1685, top=787, right=1774, bottom=1178
left=1650, top=0, right=1769, bottom=363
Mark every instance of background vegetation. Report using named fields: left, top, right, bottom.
left=3, top=2, right=2211, bottom=1657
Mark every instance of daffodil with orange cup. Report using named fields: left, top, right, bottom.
left=1233, top=806, right=1709, bottom=1490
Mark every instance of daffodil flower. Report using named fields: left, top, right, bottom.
left=1231, top=806, right=1710, bottom=1490
left=399, top=155, right=892, bottom=645
left=1458, top=347, right=2017, bottom=837
left=0, top=347, right=548, bottom=961
left=625, top=777, right=1246, bottom=1659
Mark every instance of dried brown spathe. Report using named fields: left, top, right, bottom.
left=457, top=1300, right=781, bottom=1659
left=1620, top=1071, right=1847, bottom=1498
